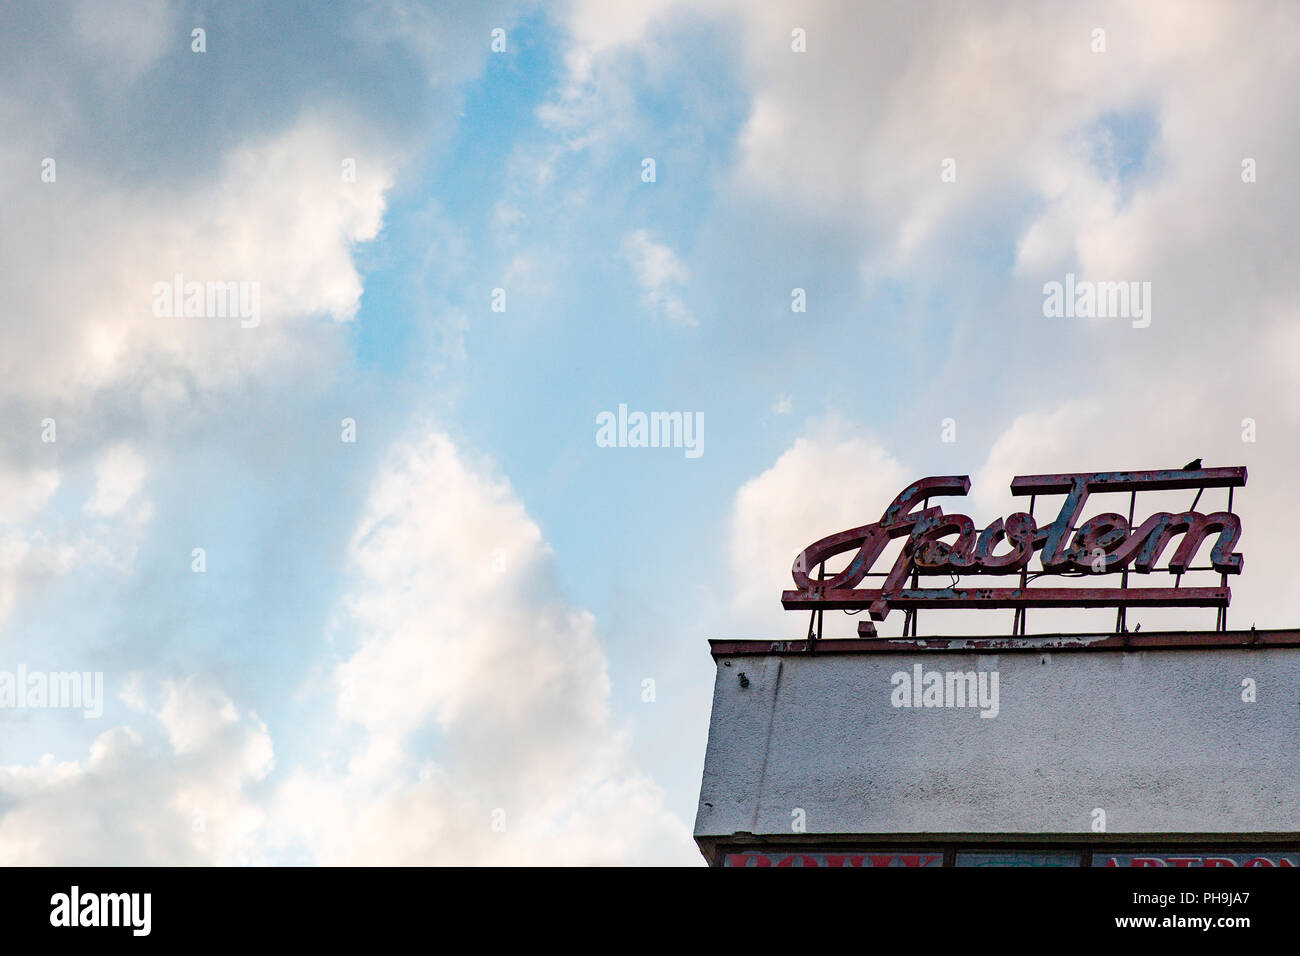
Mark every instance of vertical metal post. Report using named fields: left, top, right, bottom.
left=1116, top=490, right=1135, bottom=633
left=1015, top=495, right=1035, bottom=636
left=912, top=499, right=926, bottom=637
left=816, top=561, right=824, bottom=641
left=1221, top=486, right=1235, bottom=631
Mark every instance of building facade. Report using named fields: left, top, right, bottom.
left=695, top=630, right=1300, bottom=866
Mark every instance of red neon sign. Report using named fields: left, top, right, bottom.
left=782, top=467, right=1245, bottom=632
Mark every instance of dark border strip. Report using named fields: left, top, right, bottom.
left=708, top=840, right=1300, bottom=868
left=709, top=627, right=1300, bottom=657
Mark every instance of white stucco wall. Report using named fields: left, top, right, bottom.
left=695, top=645, right=1300, bottom=845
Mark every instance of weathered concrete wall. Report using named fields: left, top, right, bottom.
left=695, top=647, right=1300, bottom=843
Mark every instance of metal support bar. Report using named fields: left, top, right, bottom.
left=1116, top=489, right=1136, bottom=634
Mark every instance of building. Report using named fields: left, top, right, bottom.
left=694, top=467, right=1300, bottom=867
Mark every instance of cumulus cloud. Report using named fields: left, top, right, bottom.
left=2, top=117, right=393, bottom=407
left=729, top=417, right=908, bottom=636
left=0, top=676, right=273, bottom=865
left=0, top=5, right=420, bottom=675
left=0, top=0, right=703, bottom=868
left=268, top=429, right=694, bottom=864
left=0, top=427, right=694, bottom=866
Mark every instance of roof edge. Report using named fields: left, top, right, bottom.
left=709, top=627, right=1300, bottom=657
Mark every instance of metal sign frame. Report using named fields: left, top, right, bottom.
left=782, top=467, right=1246, bottom=638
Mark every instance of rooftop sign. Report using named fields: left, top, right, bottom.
left=782, top=467, right=1246, bottom=636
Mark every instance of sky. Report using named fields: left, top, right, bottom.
left=0, top=0, right=1295, bottom=864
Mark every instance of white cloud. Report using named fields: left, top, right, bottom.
left=0, top=466, right=59, bottom=527
left=0, top=676, right=273, bottom=865
left=85, top=445, right=147, bottom=518
left=0, top=454, right=151, bottom=632
left=268, top=429, right=695, bottom=864
left=0, top=426, right=697, bottom=865
left=2, top=117, right=394, bottom=406
left=729, top=417, right=908, bottom=636
left=0, top=110, right=396, bottom=631
left=622, top=229, right=695, bottom=326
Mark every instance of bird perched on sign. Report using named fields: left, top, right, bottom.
left=1182, top=458, right=1202, bottom=470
